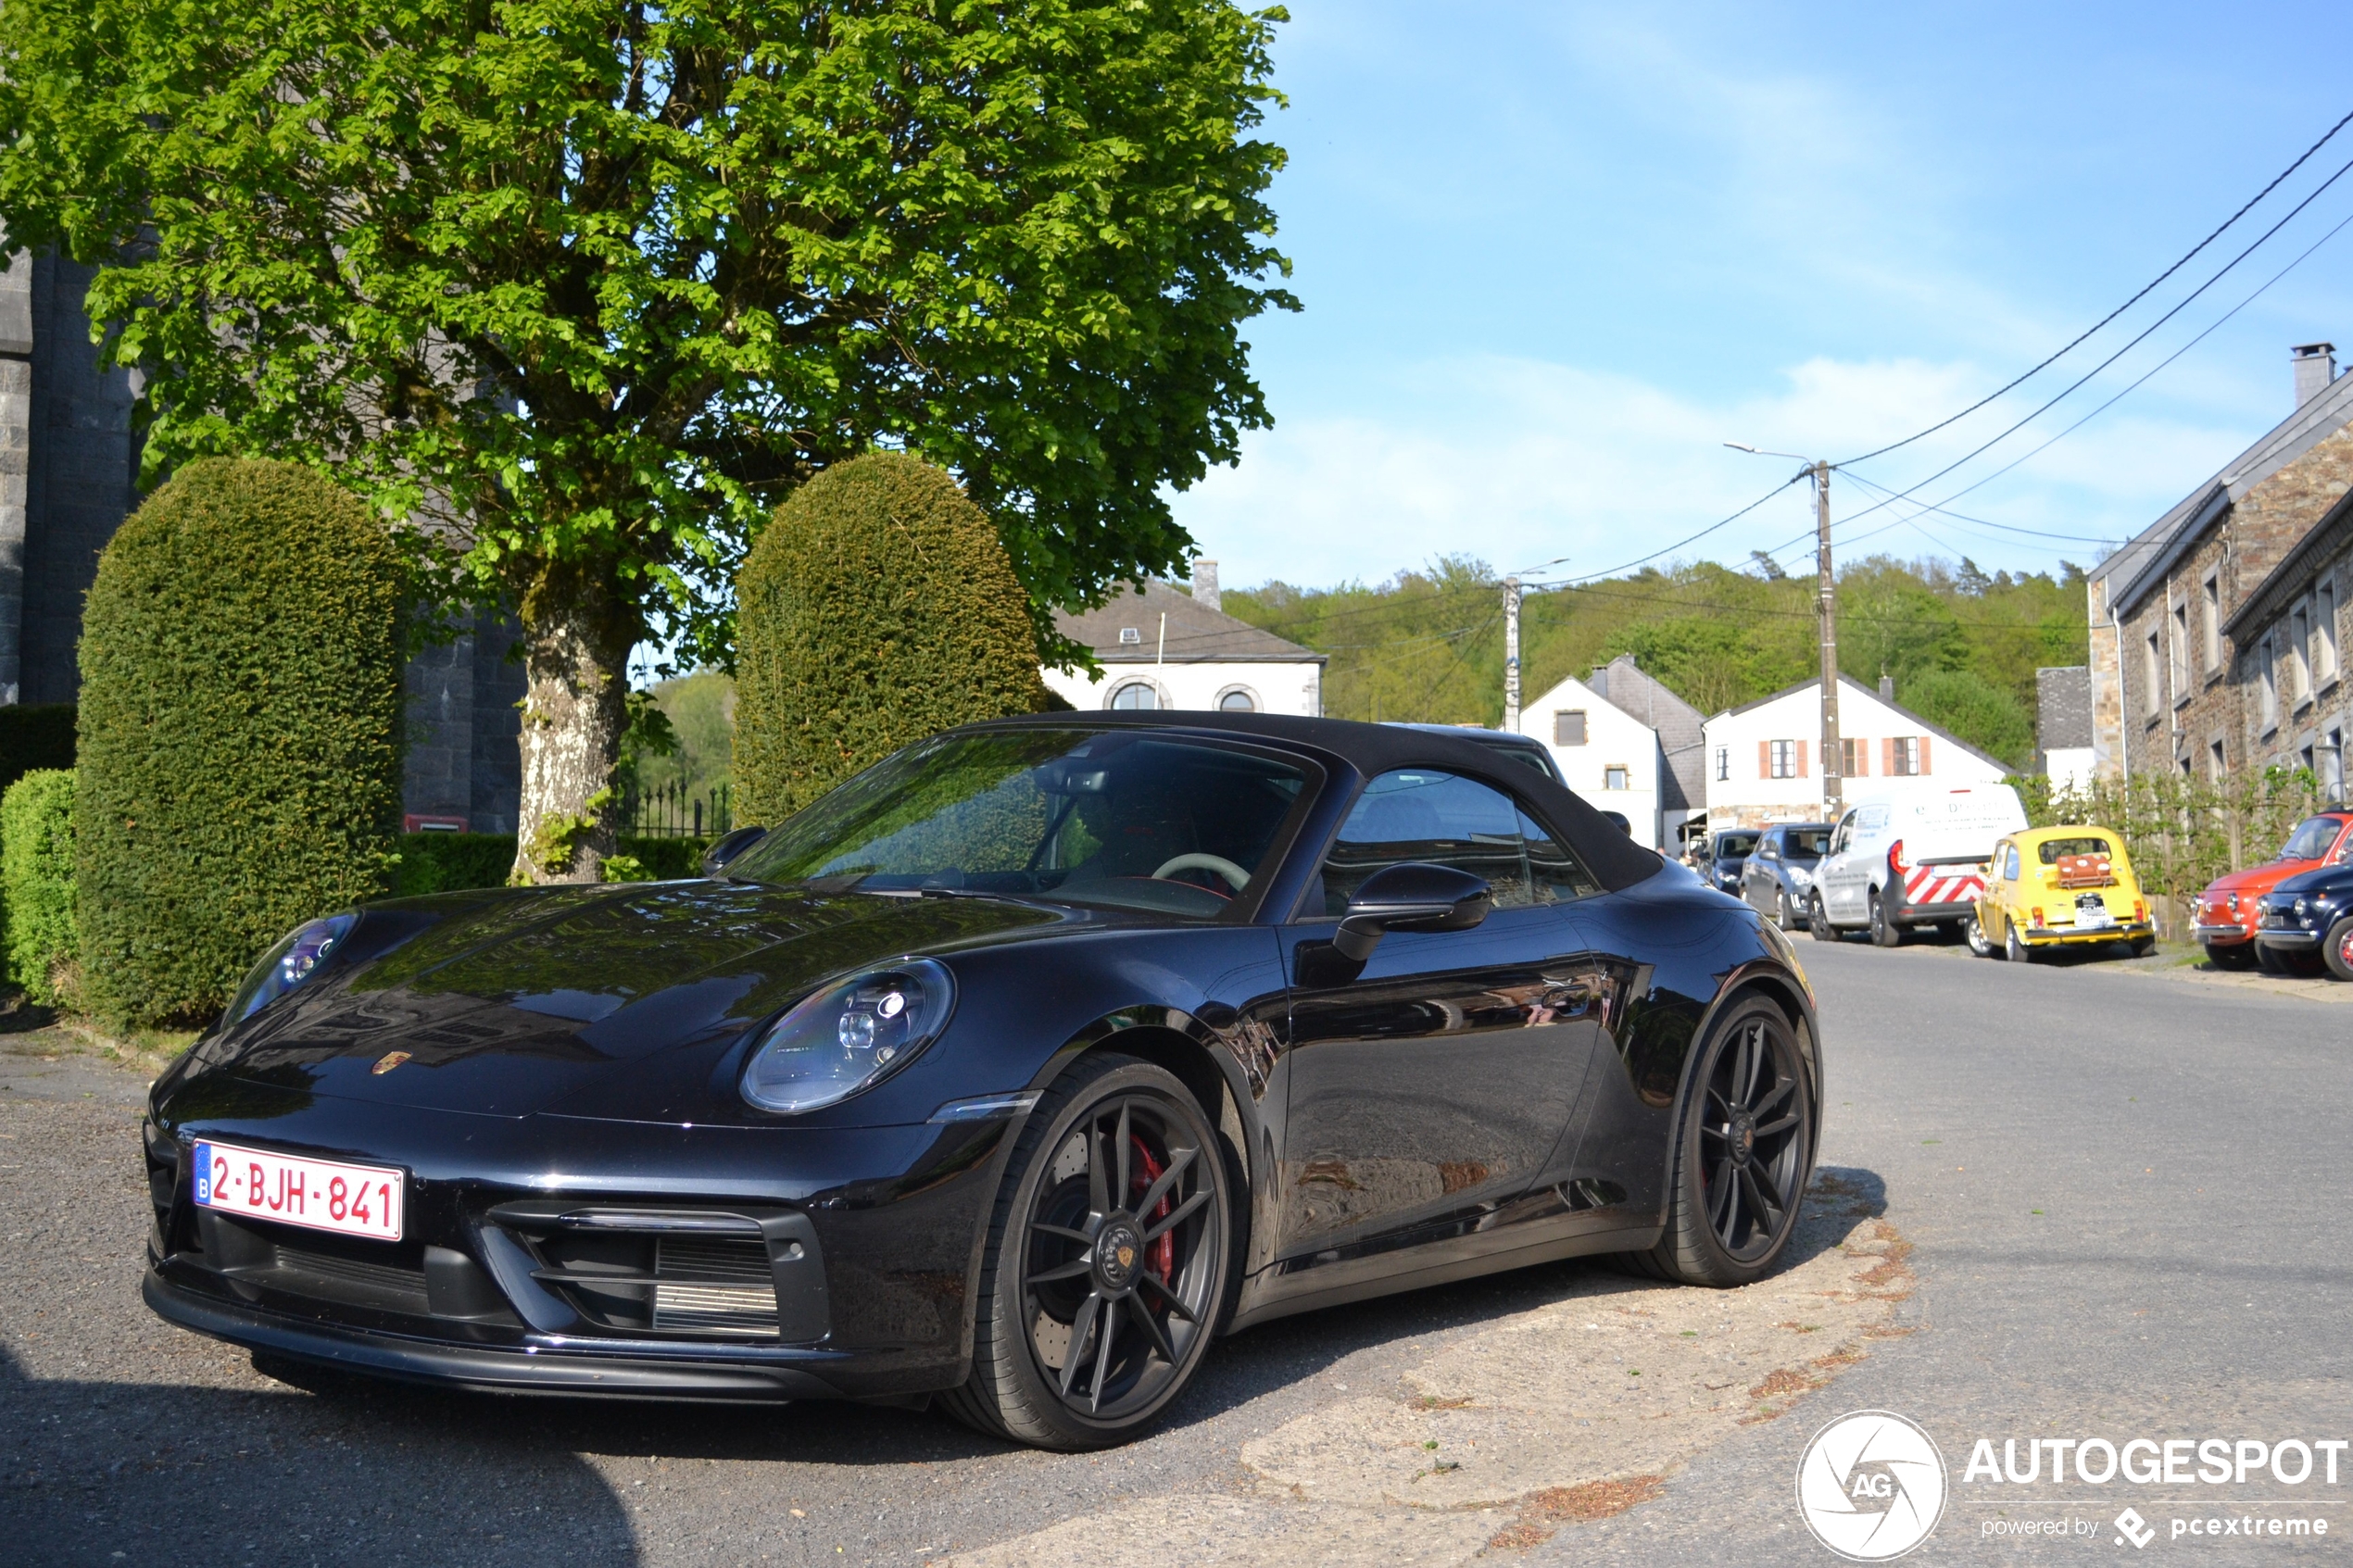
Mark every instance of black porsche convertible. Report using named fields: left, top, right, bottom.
left=142, top=713, right=1821, bottom=1449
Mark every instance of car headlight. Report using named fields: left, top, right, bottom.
left=2296, top=897, right=2311, bottom=919
left=741, top=959, right=955, bottom=1113
left=224, top=914, right=357, bottom=1024
left=1787, top=865, right=1813, bottom=886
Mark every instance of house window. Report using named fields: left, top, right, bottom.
left=1108, top=680, right=1159, bottom=710
left=2320, top=576, right=2340, bottom=685
left=1117, top=627, right=1141, bottom=646
left=2203, top=572, right=2221, bottom=671
left=2171, top=601, right=2190, bottom=690
left=2291, top=598, right=2313, bottom=705
left=2259, top=633, right=2279, bottom=732
left=1554, top=710, right=1588, bottom=746
left=1714, top=746, right=1730, bottom=782
left=1840, top=736, right=1867, bottom=777
left=1768, top=740, right=1797, bottom=779
left=2209, top=738, right=2226, bottom=782
left=1215, top=686, right=1257, bottom=712
left=1604, top=765, right=1630, bottom=790
left=2144, top=630, right=2162, bottom=715
left=2326, top=727, right=2347, bottom=803
left=1891, top=737, right=1922, bottom=776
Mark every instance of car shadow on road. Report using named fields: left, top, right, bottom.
left=219, top=1165, right=1894, bottom=1474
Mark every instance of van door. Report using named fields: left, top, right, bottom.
left=1818, top=810, right=1860, bottom=922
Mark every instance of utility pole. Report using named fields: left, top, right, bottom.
left=1813, top=460, right=1843, bottom=819
left=1503, top=575, right=1523, bottom=733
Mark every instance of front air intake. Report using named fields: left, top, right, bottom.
left=651, top=1236, right=780, bottom=1336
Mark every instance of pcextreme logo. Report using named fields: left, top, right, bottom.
left=1797, top=1410, right=1950, bottom=1561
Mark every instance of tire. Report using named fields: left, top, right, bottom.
left=942, top=1053, right=1231, bottom=1450
left=2129, top=936, right=2158, bottom=960
left=1625, top=997, right=1814, bottom=1287
left=1868, top=890, right=1904, bottom=947
left=2204, top=940, right=2257, bottom=972
left=2326, top=918, right=2353, bottom=982
left=2256, top=942, right=2287, bottom=975
left=1965, top=911, right=1997, bottom=959
left=2006, top=920, right=2033, bottom=964
left=1806, top=893, right=1835, bottom=942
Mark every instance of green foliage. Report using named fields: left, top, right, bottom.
left=2011, top=766, right=2327, bottom=907
left=75, top=458, right=408, bottom=1027
left=631, top=672, right=736, bottom=804
left=736, top=454, right=1052, bottom=822
left=392, top=833, right=703, bottom=896
left=1896, top=669, right=2034, bottom=768
left=0, top=0, right=1295, bottom=669
left=2, top=769, right=78, bottom=1005
left=1223, top=554, right=2092, bottom=745
left=0, top=703, right=75, bottom=794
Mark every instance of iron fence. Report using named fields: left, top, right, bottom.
left=622, top=780, right=732, bottom=839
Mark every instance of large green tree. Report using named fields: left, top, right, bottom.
left=0, top=0, right=1292, bottom=881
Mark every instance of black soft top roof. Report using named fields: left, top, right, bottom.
left=961, top=710, right=1666, bottom=894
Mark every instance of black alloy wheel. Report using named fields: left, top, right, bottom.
left=2204, top=939, right=2257, bottom=972
left=1628, top=997, right=1814, bottom=1286
left=1868, top=890, right=1903, bottom=947
left=2326, top=918, right=2353, bottom=983
left=1807, top=893, right=1836, bottom=943
left=945, top=1054, right=1230, bottom=1450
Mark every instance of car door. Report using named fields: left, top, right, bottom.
left=1277, top=768, right=1612, bottom=1269
left=1743, top=832, right=1781, bottom=913
left=1818, top=810, right=1860, bottom=920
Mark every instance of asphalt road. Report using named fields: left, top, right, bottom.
left=4, top=938, right=2348, bottom=1565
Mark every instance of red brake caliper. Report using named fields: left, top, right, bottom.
left=1129, top=1136, right=1174, bottom=1283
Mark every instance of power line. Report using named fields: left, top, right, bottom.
left=1838, top=105, right=2353, bottom=467
left=1553, top=475, right=1809, bottom=585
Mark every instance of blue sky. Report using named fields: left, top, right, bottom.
left=1165, top=2, right=2353, bottom=593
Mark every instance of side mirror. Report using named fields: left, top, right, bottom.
left=1332, top=862, right=1492, bottom=962
left=700, top=825, right=768, bottom=879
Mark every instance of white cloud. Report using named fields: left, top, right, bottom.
left=1167, top=352, right=2257, bottom=589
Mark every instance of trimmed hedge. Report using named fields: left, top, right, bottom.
left=392, top=834, right=706, bottom=896
left=735, top=454, right=1051, bottom=824
left=77, top=458, right=409, bottom=1027
left=1, top=769, right=77, bottom=1005
left=0, top=704, right=74, bottom=795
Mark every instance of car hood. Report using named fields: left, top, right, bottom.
left=2201, top=859, right=2314, bottom=899
left=198, top=881, right=1070, bottom=1120
left=2270, top=864, right=2353, bottom=898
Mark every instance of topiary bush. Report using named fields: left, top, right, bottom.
left=735, top=453, right=1051, bottom=823
left=391, top=833, right=704, bottom=896
left=1, top=768, right=78, bottom=1005
left=77, top=458, right=408, bottom=1027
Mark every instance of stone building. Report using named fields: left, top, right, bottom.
left=2220, top=483, right=2353, bottom=801
left=2087, top=344, right=2353, bottom=785
left=0, top=251, right=523, bottom=831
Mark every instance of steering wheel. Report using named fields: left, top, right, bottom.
left=1151, top=852, right=1251, bottom=891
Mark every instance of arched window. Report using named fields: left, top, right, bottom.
left=1216, top=686, right=1258, bottom=712
left=1108, top=681, right=1160, bottom=710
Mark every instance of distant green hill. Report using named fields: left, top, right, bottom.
left=1221, top=554, right=2088, bottom=769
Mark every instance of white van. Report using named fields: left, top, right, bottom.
left=1809, top=784, right=2027, bottom=946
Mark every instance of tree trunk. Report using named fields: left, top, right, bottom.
left=511, top=560, right=638, bottom=885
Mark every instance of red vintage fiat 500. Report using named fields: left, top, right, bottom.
left=2192, top=811, right=2353, bottom=970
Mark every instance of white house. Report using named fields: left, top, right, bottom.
left=1515, top=671, right=1667, bottom=848
left=1042, top=567, right=1326, bottom=715
left=1702, top=673, right=2010, bottom=831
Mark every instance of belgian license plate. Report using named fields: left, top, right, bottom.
left=2075, top=897, right=2115, bottom=930
left=192, top=1140, right=405, bottom=1242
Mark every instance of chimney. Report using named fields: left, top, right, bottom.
left=1193, top=558, right=1221, bottom=613
left=1879, top=672, right=1894, bottom=702
left=2294, top=342, right=2337, bottom=408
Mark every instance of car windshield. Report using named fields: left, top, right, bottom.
left=724, top=728, right=1313, bottom=918
left=1715, top=834, right=1758, bottom=857
left=1783, top=829, right=1831, bottom=860
left=2279, top=816, right=2344, bottom=861
left=2036, top=835, right=2113, bottom=862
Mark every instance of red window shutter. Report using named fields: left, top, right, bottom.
left=1797, top=740, right=1809, bottom=777
left=1851, top=739, right=1867, bottom=777
left=1881, top=736, right=1894, bottom=775
left=1918, top=735, right=1932, bottom=774
left=1758, top=740, right=1769, bottom=778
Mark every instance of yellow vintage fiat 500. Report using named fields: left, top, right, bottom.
left=1968, top=825, right=2156, bottom=961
